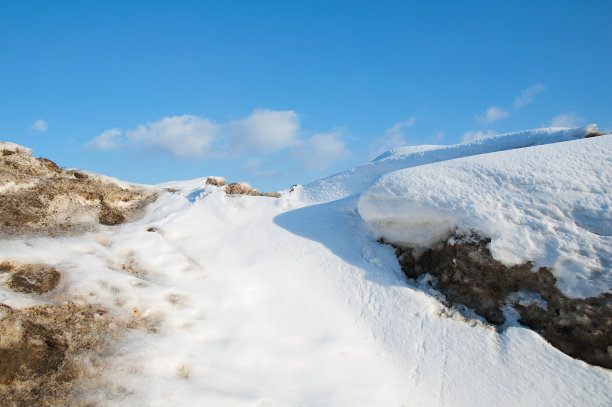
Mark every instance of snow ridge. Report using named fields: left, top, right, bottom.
left=296, top=125, right=598, bottom=202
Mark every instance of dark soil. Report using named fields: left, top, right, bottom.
left=391, top=232, right=612, bottom=369
left=1, top=262, right=62, bottom=294
left=0, top=305, right=68, bottom=386
left=0, top=302, right=118, bottom=406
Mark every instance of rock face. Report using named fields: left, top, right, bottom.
left=392, top=232, right=612, bottom=369
left=0, top=141, right=157, bottom=236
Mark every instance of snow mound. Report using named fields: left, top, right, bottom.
left=297, top=125, right=598, bottom=202
left=358, top=134, right=612, bottom=298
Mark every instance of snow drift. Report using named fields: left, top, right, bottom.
left=297, top=125, right=599, bottom=202
left=358, top=134, right=612, bottom=298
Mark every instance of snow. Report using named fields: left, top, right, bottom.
left=0, top=140, right=32, bottom=155
left=358, top=135, right=612, bottom=298
left=2, top=126, right=612, bottom=405
left=296, top=125, right=598, bottom=202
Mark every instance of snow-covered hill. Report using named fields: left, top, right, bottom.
left=1, top=127, right=610, bottom=406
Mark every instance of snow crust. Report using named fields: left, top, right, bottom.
left=297, top=125, right=598, bottom=202
left=359, top=135, right=612, bottom=298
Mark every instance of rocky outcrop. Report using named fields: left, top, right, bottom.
left=0, top=141, right=157, bottom=236
left=224, top=181, right=280, bottom=197
left=391, top=232, right=612, bottom=369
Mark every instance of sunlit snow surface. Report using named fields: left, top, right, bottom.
left=1, top=126, right=611, bottom=405
left=359, top=134, right=612, bottom=298
left=296, top=125, right=598, bottom=202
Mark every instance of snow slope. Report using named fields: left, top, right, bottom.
left=295, top=125, right=598, bottom=202
left=1, top=127, right=611, bottom=405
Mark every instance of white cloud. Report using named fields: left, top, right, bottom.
left=514, top=83, right=545, bottom=108
left=126, top=115, right=219, bottom=158
left=225, top=109, right=299, bottom=155
left=549, top=112, right=584, bottom=128
left=85, top=128, right=125, bottom=150
left=87, top=110, right=353, bottom=173
left=475, top=107, right=509, bottom=125
left=87, top=109, right=299, bottom=159
left=383, top=118, right=416, bottom=139
left=461, top=129, right=498, bottom=143
left=293, top=130, right=351, bottom=170
left=28, top=119, right=48, bottom=133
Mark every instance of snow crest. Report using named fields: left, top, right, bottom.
left=297, top=125, right=598, bottom=202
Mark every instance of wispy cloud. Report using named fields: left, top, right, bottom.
left=85, top=128, right=124, bottom=150
left=475, top=107, right=509, bottom=125
left=461, top=129, right=497, bottom=143
left=28, top=119, right=48, bottom=133
left=370, top=118, right=416, bottom=158
left=224, top=109, right=299, bottom=155
left=514, top=83, right=545, bottom=108
left=430, top=131, right=444, bottom=144
left=549, top=112, right=584, bottom=127
left=293, top=130, right=351, bottom=170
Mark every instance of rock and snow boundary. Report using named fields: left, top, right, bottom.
left=358, top=132, right=612, bottom=298
left=1, top=126, right=611, bottom=406
left=357, top=129, right=612, bottom=368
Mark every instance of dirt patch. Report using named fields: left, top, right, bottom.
left=1, top=262, right=62, bottom=295
left=0, top=258, right=160, bottom=405
left=0, top=302, right=124, bottom=406
left=390, top=232, right=612, bottom=369
left=0, top=300, right=159, bottom=406
left=0, top=141, right=157, bottom=236
left=224, top=182, right=280, bottom=198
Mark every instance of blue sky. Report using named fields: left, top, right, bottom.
left=1, top=1, right=611, bottom=190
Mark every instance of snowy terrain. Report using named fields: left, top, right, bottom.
left=295, top=125, right=598, bottom=202
left=359, top=134, right=612, bottom=298
left=1, top=126, right=611, bottom=406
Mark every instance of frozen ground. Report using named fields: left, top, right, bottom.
left=0, top=126, right=611, bottom=406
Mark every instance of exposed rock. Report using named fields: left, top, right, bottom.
left=205, top=177, right=226, bottom=187
left=585, top=131, right=607, bottom=138
left=391, top=232, right=612, bottom=369
left=98, top=202, right=126, bottom=226
left=0, top=141, right=158, bottom=236
left=224, top=182, right=280, bottom=198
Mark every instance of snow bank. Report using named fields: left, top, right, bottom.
left=359, top=135, right=612, bottom=298
left=297, top=125, right=598, bottom=202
